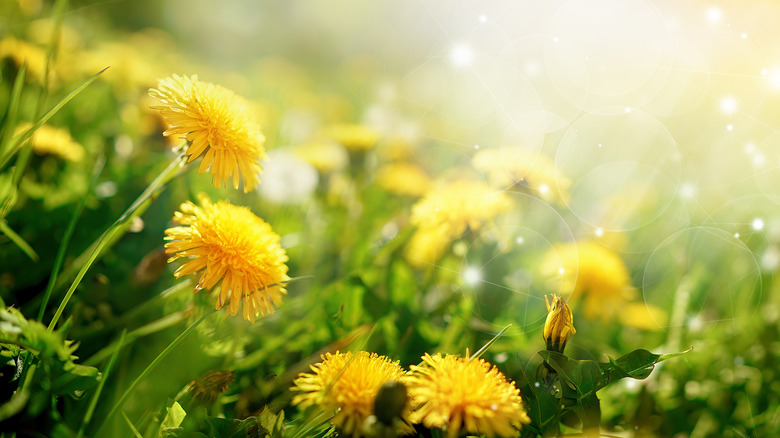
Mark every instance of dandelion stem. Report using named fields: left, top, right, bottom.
left=47, top=152, right=186, bottom=332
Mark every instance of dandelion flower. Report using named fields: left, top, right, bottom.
left=164, top=194, right=289, bottom=323
left=292, top=351, right=410, bottom=437
left=618, top=302, right=668, bottom=330
left=541, top=240, right=636, bottom=321
left=293, top=141, right=348, bottom=173
left=0, top=37, right=49, bottom=84
left=150, top=74, right=266, bottom=192
left=472, top=147, right=570, bottom=205
left=375, top=162, right=431, bottom=197
left=544, top=294, right=576, bottom=352
left=326, top=123, right=381, bottom=152
left=405, top=180, right=513, bottom=268
left=406, top=352, right=530, bottom=438
left=14, top=123, right=84, bottom=162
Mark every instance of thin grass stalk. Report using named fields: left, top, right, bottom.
left=77, top=329, right=127, bottom=438
left=0, top=66, right=109, bottom=170
left=37, top=156, right=105, bottom=321
left=98, top=310, right=215, bottom=433
left=47, top=152, right=186, bottom=332
left=11, top=0, right=69, bottom=188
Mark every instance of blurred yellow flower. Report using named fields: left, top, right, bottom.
left=619, top=302, right=668, bottom=331
left=150, top=74, right=266, bottom=192
left=410, top=180, right=513, bottom=236
left=406, top=352, right=530, bottom=438
left=293, top=141, right=348, bottom=173
left=326, top=123, right=381, bottom=152
left=541, top=241, right=636, bottom=321
left=164, top=194, right=289, bottom=323
left=292, top=351, right=409, bottom=437
left=406, top=180, right=513, bottom=268
left=0, top=37, right=48, bottom=84
left=375, top=162, right=431, bottom=197
left=405, top=226, right=450, bottom=269
left=472, top=147, right=570, bottom=205
left=15, top=123, right=84, bottom=162
left=544, top=294, right=576, bottom=352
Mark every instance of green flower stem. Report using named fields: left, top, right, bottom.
left=46, top=152, right=186, bottom=332
left=98, top=310, right=215, bottom=433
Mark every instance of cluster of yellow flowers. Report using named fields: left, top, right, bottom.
left=291, top=350, right=530, bottom=438
left=152, top=74, right=288, bottom=324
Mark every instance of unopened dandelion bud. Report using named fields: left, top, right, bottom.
left=373, top=381, right=408, bottom=426
left=544, top=294, right=576, bottom=353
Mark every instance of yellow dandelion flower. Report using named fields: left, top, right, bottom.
left=405, top=226, right=451, bottom=269
left=293, top=141, right=348, bottom=173
left=15, top=122, right=84, bottom=162
left=326, top=123, right=381, bottom=152
left=405, top=180, right=513, bottom=267
left=291, top=351, right=410, bottom=437
left=0, top=37, right=48, bottom=84
left=149, top=74, right=266, bottom=192
left=541, top=240, right=636, bottom=321
left=375, top=162, right=431, bottom=197
left=473, top=147, right=570, bottom=205
left=619, top=302, right=668, bottom=330
left=410, top=180, right=513, bottom=237
left=544, top=294, right=576, bottom=352
left=164, top=194, right=289, bottom=323
left=406, top=352, right=530, bottom=438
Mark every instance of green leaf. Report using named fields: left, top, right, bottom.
left=522, top=374, right=561, bottom=436
left=538, top=351, right=602, bottom=401
left=158, top=400, right=187, bottom=437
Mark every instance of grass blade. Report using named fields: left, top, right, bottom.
left=121, top=412, right=144, bottom=438
left=37, top=155, right=105, bottom=321
left=470, top=324, right=512, bottom=361
left=0, top=66, right=109, bottom=170
left=0, top=219, right=38, bottom=261
left=0, top=63, right=27, bottom=158
left=47, top=153, right=186, bottom=332
left=98, top=310, right=215, bottom=433
left=77, top=329, right=127, bottom=438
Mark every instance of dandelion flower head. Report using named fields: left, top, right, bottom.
left=0, top=37, right=49, bottom=84
left=292, top=351, right=409, bottom=437
left=164, top=194, right=289, bottom=323
left=15, top=123, right=84, bottom=162
left=541, top=240, right=636, bottom=321
left=410, top=180, right=513, bottom=238
left=326, top=123, right=381, bottom=152
left=375, top=162, right=432, bottom=197
left=406, top=352, right=530, bottom=438
left=150, top=74, right=266, bottom=192
left=472, top=147, right=570, bottom=205
left=293, top=141, right=348, bottom=173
